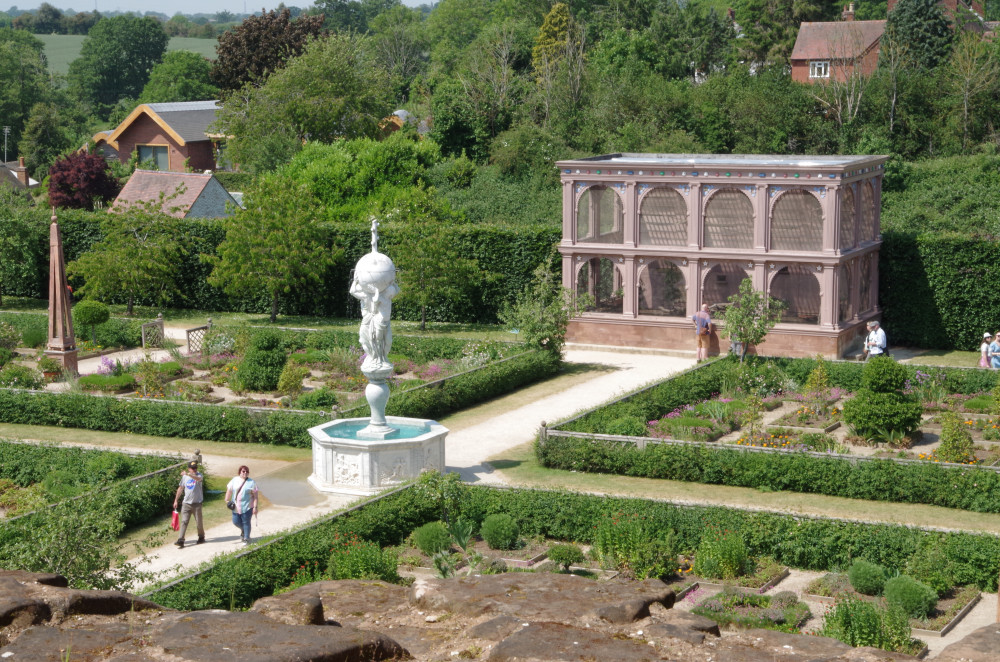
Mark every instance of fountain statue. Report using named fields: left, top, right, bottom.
left=308, top=219, right=448, bottom=495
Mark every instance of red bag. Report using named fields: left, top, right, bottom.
left=171, top=510, right=180, bottom=531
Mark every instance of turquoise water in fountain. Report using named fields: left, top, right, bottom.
left=322, top=421, right=429, bottom=439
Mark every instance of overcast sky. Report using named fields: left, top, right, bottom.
left=7, top=0, right=428, bottom=17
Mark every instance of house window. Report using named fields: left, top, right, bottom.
left=137, top=145, right=169, bottom=171
left=809, top=61, right=830, bottom=78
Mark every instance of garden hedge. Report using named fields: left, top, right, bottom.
left=0, top=311, right=146, bottom=349
left=537, top=437, right=1000, bottom=514
left=145, top=483, right=1000, bottom=612
left=0, top=350, right=558, bottom=445
left=0, top=440, right=177, bottom=488
left=1, top=210, right=560, bottom=325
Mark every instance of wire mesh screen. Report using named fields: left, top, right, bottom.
left=859, top=253, right=872, bottom=313
left=576, top=187, right=623, bottom=244
left=704, top=189, right=753, bottom=248
left=861, top=181, right=876, bottom=242
left=771, top=265, right=820, bottom=324
left=770, top=190, right=822, bottom=251
left=840, top=187, right=856, bottom=250
left=839, top=263, right=853, bottom=322
left=638, top=260, right=687, bottom=316
left=639, top=188, right=687, bottom=246
left=702, top=263, right=749, bottom=306
left=576, top=257, right=622, bottom=313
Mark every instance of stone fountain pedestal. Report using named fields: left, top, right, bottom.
left=307, top=416, right=448, bottom=496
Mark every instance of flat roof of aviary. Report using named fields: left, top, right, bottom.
left=557, top=153, right=888, bottom=169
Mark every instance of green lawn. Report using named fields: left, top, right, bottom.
left=37, top=34, right=217, bottom=76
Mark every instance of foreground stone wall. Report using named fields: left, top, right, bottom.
left=0, top=569, right=994, bottom=661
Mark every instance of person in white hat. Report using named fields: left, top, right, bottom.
left=980, top=332, right=992, bottom=369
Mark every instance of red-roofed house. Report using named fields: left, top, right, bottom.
left=790, top=20, right=886, bottom=84
left=113, top=170, right=239, bottom=219
left=91, top=101, right=224, bottom=173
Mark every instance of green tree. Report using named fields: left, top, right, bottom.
left=204, top=174, right=342, bottom=323
left=19, top=102, right=72, bottom=180
left=369, top=5, right=427, bottom=100
left=883, top=0, right=952, bottom=71
left=0, top=188, right=43, bottom=306
left=33, top=2, right=63, bottom=33
left=386, top=188, right=483, bottom=329
left=213, top=32, right=394, bottom=173
left=942, top=33, right=998, bottom=153
left=500, top=250, right=590, bottom=357
left=0, top=31, right=52, bottom=160
left=67, top=14, right=169, bottom=118
left=734, top=0, right=822, bottom=68
left=66, top=196, right=187, bottom=315
left=720, top=277, right=785, bottom=362
left=532, top=2, right=571, bottom=80
left=72, top=299, right=110, bottom=344
left=210, top=8, right=326, bottom=91
left=138, top=50, right=218, bottom=104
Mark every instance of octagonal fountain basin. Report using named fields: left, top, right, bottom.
left=307, top=416, right=448, bottom=496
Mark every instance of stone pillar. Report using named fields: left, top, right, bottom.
left=849, top=258, right=861, bottom=322
left=688, top=183, right=701, bottom=248
left=754, top=184, right=768, bottom=250
left=561, top=180, right=575, bottom=245
left=823, top=185, right=838, bottom=254
left=687, top=259, right=701, bottom=315
left=821, top=264, right=838, bottom=329
left=622, top=256, right=636, bottom=318
left=870, top=250, right=881, bottom=314
left=623, top=182, right=636, bottom=248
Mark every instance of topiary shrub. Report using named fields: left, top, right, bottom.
left=412, top=521, right=452, bottom=557
left=277, top=363, right=311, bottom=397
left=861, top=356, right=909, bottom=393
left=884, top=575, right=938, bottom=619
left=235, top=331, right=287, bottom=392
left=294, top=387, right=338, bottom=410
left=848, top=559, right=888, bottom=596
left=936, top=411, right=976, bottom=464
left=905, top=539, right=954, bottom=597
left=548, top=543, right=585, bottom=571
left=72, top=300, right=110, bottom=344
left=481, top=513, right=519, bottom=550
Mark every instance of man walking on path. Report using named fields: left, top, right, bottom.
left=173, top=461, right=205, bottom=548
left=692, top=304, right=712, bottom=361
left=864, top=320, right=887, bottom=360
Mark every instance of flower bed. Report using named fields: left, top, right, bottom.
left=805, top=573, right=981, bottom=637
left=683, top=555, right=789, bottom=592
left=734, top=428, right=840, bottom=452
left=771, top=404, right=842, bottom=433
left=692, top=588, right=810, bottom=633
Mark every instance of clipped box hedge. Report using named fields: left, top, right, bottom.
left=144, top=483, right=1000, bottom=612
left=0, top=350, right=558, bottom=446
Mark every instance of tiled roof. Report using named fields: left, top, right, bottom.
left=791, top=21, right=886, bottom=61
left=107, top=101, right=220, bottom=146
left=113, top=170, right=215, bottom=218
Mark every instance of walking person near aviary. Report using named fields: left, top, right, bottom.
left=173, top=461, right=205, bottom=548
left=692, top=304, right=712, bottom=361
left=864, top=320, right=887, bottom=360
left=225, top=465, right=259, bottom=545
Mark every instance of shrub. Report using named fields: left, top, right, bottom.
left=548, top=543, right=585, bottom=571
left=277, top=363, right=311, bottom=397
left=820, top=597, right=913, bottom=651
left=770, top=591, right=800, bottom=608
left=884, top=575, right=938, bottom=619
left=236, top=331, right=287, bottom=392
left=78, top=374, right=137, bottom=392
left=0, top=322, right=20, bottom=350
left=842, top=391, right=922, bottom=438
left=72, top=301, right=110, bottom=343
left=327, top=532, right=400, bottom=583
left=0, top=348, right=12, bottom=368
left=693, top=525, right=749, bottom=580
left=604, top=416, right=647, bottom=436
left=848, top=559, right=888, bottom=596
left=0, top=364, right=44, bottom=390
left=412, top=521, right=452, bottom=556
left=936, top=411, right=976, bottom=464
left=294, top=387, right=338, bottom=410
left=862, top=356, right=910, bottom=393
left=481, top=513, right=519, bottom=550
left=905, top=540, right=954, bottom=597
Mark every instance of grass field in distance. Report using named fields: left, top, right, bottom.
left=37, top=34, right=217, bottom=76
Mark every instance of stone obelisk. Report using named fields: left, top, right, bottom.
left=46, top=210, right=78, bottom=373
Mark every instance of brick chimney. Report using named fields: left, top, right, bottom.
left=842, top=2, right=856, bottom=20
left=11, top=156, right=28, bottom=187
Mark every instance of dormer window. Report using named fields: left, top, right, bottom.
left=809, top=61, right=830, bottom=78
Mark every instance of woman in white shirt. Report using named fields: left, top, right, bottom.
left=225, top=465, right=259, bottom=544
